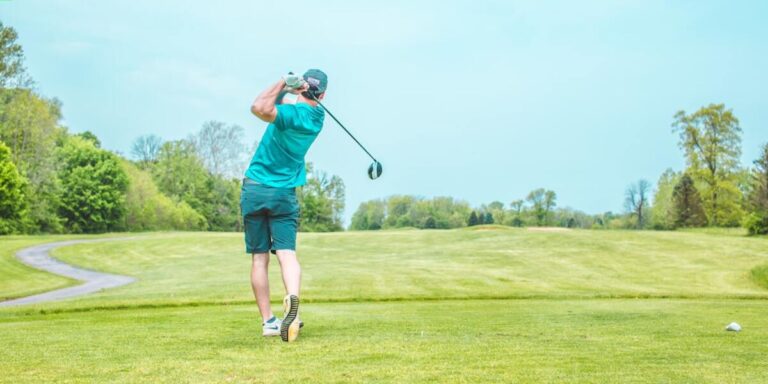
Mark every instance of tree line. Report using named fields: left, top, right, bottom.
left=351, top=105, right=768, bottom=235
left=1, top=20, right=766, bottom=235
left=351, top=189, right=608, bottom=230
left=0, top=21, right=345, bottom=234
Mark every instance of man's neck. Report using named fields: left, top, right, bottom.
left=296, top=95, right=319, bottom=106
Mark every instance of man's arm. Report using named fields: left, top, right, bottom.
left=250, top=80, right=286, bottom=123
left=251, top=75, right=308, bottom=122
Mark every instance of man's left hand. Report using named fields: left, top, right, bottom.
left=282, top=72, right=306, bottom=90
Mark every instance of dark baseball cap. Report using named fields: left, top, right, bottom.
left=303, top=69, right=328, bottom=93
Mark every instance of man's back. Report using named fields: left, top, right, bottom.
left=245, top=103, right=325, bottom=188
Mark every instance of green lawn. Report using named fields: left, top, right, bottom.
left=1, top=228, right=767, bottom=383
left=0, top=233, right=145, bottom=301
left=0, top=235, right=78, bottom=301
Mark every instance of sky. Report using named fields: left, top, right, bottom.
left=4, top=0, right=768, bottom=223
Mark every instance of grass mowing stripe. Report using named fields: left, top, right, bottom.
left=3, top=230, right=767, bottom=314
left=32, top=229, right=768, bottom=312
left=6, top=293, right=768, bottom=317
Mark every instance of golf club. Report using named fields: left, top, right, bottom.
left=308, top=93, right=383, bottom=180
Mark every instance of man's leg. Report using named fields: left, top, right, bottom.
left=275, top=250, right=301, bottom=296
left=242, top=181, right=282, bottom=336
left=268, top=189, right=301, bottom=342
left=250, top=252, right=273, bottom=322
left=276, top=250, right=301, bottom=342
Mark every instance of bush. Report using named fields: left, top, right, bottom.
left=743, top=212, right=768, bottom=236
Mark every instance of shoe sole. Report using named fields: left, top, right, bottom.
left=281, top=295, right=300, bottom=342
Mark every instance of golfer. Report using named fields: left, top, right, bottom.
left=242, top=69, right=327, bottom=342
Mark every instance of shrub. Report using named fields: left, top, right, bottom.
left=743, top=212, right=768, bottom=236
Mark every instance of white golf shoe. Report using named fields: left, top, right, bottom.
left=262, top=316, right=281, bottom=337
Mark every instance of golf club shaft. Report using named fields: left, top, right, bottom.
left=311, top=95, right=378, bottom=163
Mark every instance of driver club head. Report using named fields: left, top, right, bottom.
left=368, top=161, right=383, bottom=180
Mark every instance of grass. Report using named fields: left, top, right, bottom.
left=0, top=235, right=78, bottom=301
left=0, top=233, right=145, bottom=301
left=751, top=264, right=768, bottom=289
left=38, top=229, right=768, bottom=309
left=2, top=299, right=767, bottom=383
left=1, top=228, right=767, bottom=383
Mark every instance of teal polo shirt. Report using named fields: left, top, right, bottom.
left=245, top=103, right=325, bottom=188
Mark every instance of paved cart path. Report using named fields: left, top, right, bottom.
left=0, top=239, right=136, bottom=307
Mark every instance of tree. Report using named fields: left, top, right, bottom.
left=75, top=131, right=101, bottom=147
left=57, top=137, right=128, bottom=233
left=152, top=139, right=243, bottom=231
left=507, top=199, right=525, bottom=227
left=554, top=207, right=594, bottom=229
left=673, top=104, right=744, bottom=226
left=120, top=159, right=205, bottom=231
left=190, top=121, right=248, bottom=179
left=747, top=143, right=768, bottom=212
left=485, top=201, right=504, bottom=226
left=0, top=88, right=65, bottom=232
left=427, top=197, right=470, bottom=229
left=0, top=22, right=30, bottom=87
left=385, top=195, right=415, bottom=228
left=0, top=141, right=28, bottom=234
left=131, top=134, right=163, bottom=167
left=625, top=179, right=651, bottom=229
left=297, top=164, right=345, bottom=232
left=484, top=212, right=494, bottom=224
left=153, top=140, right=210, bottom=210
left=672, top=174, right=707, bottom=228
left=593, top=211, right=622, bottom=229
left=350, top=200, right=385, bottom=230
left=744, top=143, right=768, bottom=235
left=352, top=196, right=469, bottom=230
left=468, top=211, right=479, bottom=226
left=206, top=175, right=243, bottom=231
left=650, top=169, right=681, bottom=230
left=527, top=188, right=557, bottom=226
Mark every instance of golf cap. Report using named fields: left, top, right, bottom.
left=303, top=69, right=328, bottom=93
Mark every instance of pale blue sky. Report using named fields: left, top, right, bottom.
left=4, top=0, right=768, bottom=222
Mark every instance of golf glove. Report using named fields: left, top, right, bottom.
left=282, top=72, right=306, bottom=89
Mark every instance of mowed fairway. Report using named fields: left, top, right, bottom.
left=1, top=228, right=767, bottom=383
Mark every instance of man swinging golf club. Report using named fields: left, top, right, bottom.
left=242, top=69, right=328, bottom=342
